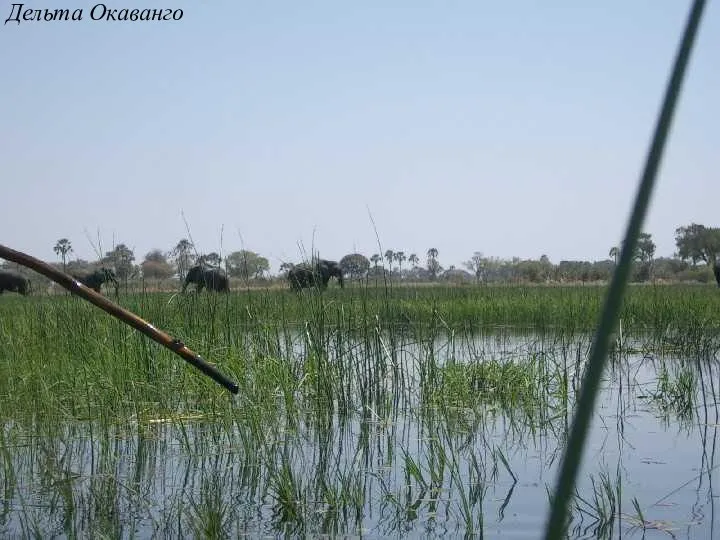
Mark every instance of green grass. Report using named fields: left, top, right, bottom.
left=0, top=283, right=718, bottom=536
left=1, top=283, right=718, bottom=425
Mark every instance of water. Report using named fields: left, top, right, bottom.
left=1, top=331, right=718, bottom=538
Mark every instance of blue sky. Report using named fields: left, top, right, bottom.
left=1, top=1, right=718, bottom=273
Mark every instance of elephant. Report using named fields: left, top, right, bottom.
left=72, top=268, right=119, bottom=295
left=182, top=264, right=230, bottom=293
left=0, top=270, right=30, bottom=296
left=287, top=259, right=344, bottom=292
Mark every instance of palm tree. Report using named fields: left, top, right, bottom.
left=53, top=238, right=73, bottom=272
left=609, top=246, right=620, bottom=266
left=394, top=251, right=406, bottom=277
left=384, top=250, right=395, bottom=273
left=408, top=253, right=419, bottom=268
left=370, top=254, right=382, bottom=268
left=427, top=248, right=440, bottom=280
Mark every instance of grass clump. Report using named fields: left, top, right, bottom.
left=433, top=358, right=543, bottom=413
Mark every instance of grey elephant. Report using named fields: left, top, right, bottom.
left=182, top=264, right=230, bottom=292
left=72, top=268, right=119, bottom=295
left=287, top=259, right=344, bottom=291
left=0, top=270, right=30, bottom=295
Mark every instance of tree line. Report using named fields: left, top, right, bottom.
left=2, top=223, right=719, bottom=290
left=47, top=238, right=272, bottom=283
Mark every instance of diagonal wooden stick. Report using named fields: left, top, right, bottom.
left=0, top=244, right=239, bottom=395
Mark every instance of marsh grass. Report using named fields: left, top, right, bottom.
left=569, top=468, right=619, bottom=540
left=0, top=283, right=719, bottom=536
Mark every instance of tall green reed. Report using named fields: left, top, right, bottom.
left=542, top=2, right=708, bottom=537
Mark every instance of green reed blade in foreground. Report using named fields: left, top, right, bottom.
left=542, top=1, right=707, bottom=538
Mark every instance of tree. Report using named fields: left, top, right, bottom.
left=141, top=249, right=174, bottom=280
left=463, top=251, right=484, bottom=283
left=384, top=250, right=395, bottom=272
left=539, top=254, right=553, bottom=282
left=408, top=253, right=419, bottom=268
left=53, top=238, right=73, bottom=272
left=171, top=239, right=195, bottom=279
left=198, top=252, right=222, bottom=266
left=633, top=233, right=656, bottom=281
left=516, top=259, right=546, bottom=283
left=393, top=251, right=406, bottom=276
left=611, top=234, right=656, bottom=279
left=675, top=223, right=720, bottom=266
left=340, top=253, right=370, bottom=280
left=226, top=250, right=270, bottom=280
left=66, top=259, right=91, bottom=274
left=144, top=249, right=167, bottom=264
left=428, top=259, right=442, bottom=280
left=652, top=257, right=688, bottom=280
left=443, top=267, right=473, bottom=284
left=370, top=254, right=382, bottom=268
left=427, top=248, right=441, bottom=280
left=102, top=244, right=135, bottom=281
left=635, top=233, right=656, bottom=264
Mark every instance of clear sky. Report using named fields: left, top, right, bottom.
left=1, top=1, right=718, bottom=273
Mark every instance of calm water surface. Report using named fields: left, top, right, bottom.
left=1, top=331, right=718, bottom=538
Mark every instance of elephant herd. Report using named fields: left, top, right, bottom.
left=3, top=258, right=720, bottom=298
left=0, top=268, right=120, bottom=297
left=180, top=259, right=344, bottom=293
left=0, top=258, right=345, bottom=298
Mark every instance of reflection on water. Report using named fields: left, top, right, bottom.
left=1, top=331, right=718, bottom=538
